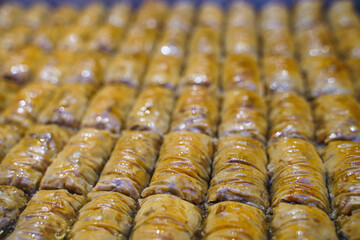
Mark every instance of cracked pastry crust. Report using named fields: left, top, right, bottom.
left=271, top=203, right=337, bottom=240
left=7, top=189, right=85, bottom=240
left=202, top=201, right=267, bottom=240
left=126, top=87, right=173, bottom=136
left=38, top=83, right=96, bottom=129
left=130, top=194, right=202, bottom=240
left=268, top=138, right=329, bottom=213
left=269, top=92, right=314, bottom=141
left=314, top=94, right=360, bottom=144
left=219, top=88, right=267, bottom=142
left=67, top=191, right=135, bottom=240
left=171, top=86, right=219, bottom=136
left=93, top=131, right=162, bottom=200
left=141, top=131, right=213, bottom=204
left=81, top=85, right=136, bottom=134
left=323, top=141, right=360, bottom=217
left=40, top=128, right=116, bottom=195
left=0, top=125, right=71, bottom=194
left=1, top=82, right=56, bottom=128
left=0, top=186, right=28, bottom=233
left=207, top=136, right=269, bottom=211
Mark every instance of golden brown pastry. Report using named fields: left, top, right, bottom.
left=31, top=25, right=66, bottom=52
left=269, top=92, right=314, bottom=141
left=302, top=56, right=354, bottom=98
left=130, top=194, right=202, bottom=240
left=126, top=87, right=173, bottom=136
left=0, top=3, right=22, bottom=29
left=48, top=5, right=77, bottom=26
left=296, top=24, right=336, bottom=59
left=268, top=138, right=329, bottom=212
left=314, top=94, right=360, bottom=144
left=106, top=2, right=131, bottom=28
left=7, top=189, right=85, bottom=240
left=346, top=58, right=360, bottom=99
left=171, top=86, right=218, bottom=136
left=0, top=125, right=71, bottom=194
left=197, top=2, right=223, bottom=31
left=219, top=88, right=267, bottom=142
left=104, top=53, right=147, bottom=88
left=2, top=46, right=45, bottom=84
left=337, top=211, right=360, bottom=240
left=81, top=85, right=136, bottom=134
left=141, top=131, right=213, bottom=204
left=202, top=201, right=267, bottom=240
left=35, top=50, right=74, bottom=85
left=75, top=3, right=105, bottom=27
left=272, top=203, right=337, bottom=240
left=0, top=124, right=25, bottom=161
left=40, top=128, right=116, bottom=195
left=0, top=80, right=18, bottom=112
left=67, top=191, right=135, bottom=240
left=263, top=56, right=304, bottom=94
left=323, top=141, right=360, bottom=217
left=93, top=131, right=161, bottom=200
left=133, top=0, right=167, bottom=30
left=190, top=27, right=221, bottom=57
left=1, top=82, right=56, bottom=128
left=57, top=26, right=93, bottom=53
left=260, top=2, right=289, bottom=31
left=120, top=26, right=157, bottom=56
left=328, top=0, right=360, bottom=31
left=207, top=136, right=269, bottom=211
left=22, top=3, right=48, bottom=28
left=228, top=1, right=255, bottom=28
left=143, top=53, right=182, bottom=90
left=225, top=26, right=257, bottom=56
left=38, top=83, right=96, bottom=129
left=87, top=24, right=125, bottom=53
left=293, top=0, right=323, bottom=30
left=0, top=25, right=32, bottom=52
left=180, top=53, right=219, bottom=88
left=0, top=186, right=28, bottom=234
left=222, top=54, right=263, bottom=94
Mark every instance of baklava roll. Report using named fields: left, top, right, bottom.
left=104, top=53, right=147, bottom=88
left=0, top=80, right=18, bottom=112
left=263, top=56, right=304, bottom=94
left=2, top=46, right=45, bottom=84
left=222, top=54, right=263, bottom=94
left=260, top=2, right=288, bottom=31
left=75, top=3, right=105, bottom=27
left=126, top=87, right=173, bottom=136
left=272, top=203, right=337, bottom=240
left=0, top=125, right=71, bottom=194
left=87, top=25, right=124, bottom=53
left=31, top=25, right=66, bottom=52
left=337, top=211, right=360, bottom=240
left=93, top=131, right=162, bottom=199
left=180, top=53, right=219, bottom=88
left=38, top=83, right=96, bottom=129
left=197, top=2, right=223, bottom=31
left=81, top=85, right=136, bottom=134
left=0, top=124, right=25, bottom=161
left=0, top=3, right=22, bottom=29
left=67, top=191, right=135, bottom=240
left=22, top=3, right=48, bottom=28
left=0, top=186, right=28, bottom=233
left=35, top=50, right=74, bottom=85
left=134, top=0, right=167, bottom=30
left=1, top=82, right=56, bottom=128
left=106, top=2, right=132, bottom=28
left=323, top=141, right=360, bottom=217
left=262, top=29, right=295, bottom=57
left=296, top=24, right=336, bottom=59
left=207, top=136, right=269, bottom=211
left=0, top=25, right=32, bottom=51
left=202, top=201, right=267, bottom=240
left=302, top=56, right=354, bottom=98
left=40, top=128, right=116, bottom=195
left=171, top=86, right=218, bottom=136
left=328, top=0, right=360, bottom=31
left=190, top=27, right=221, bottom=57
left=268, top=138, right=329, bottom=212
left=336, top=27, right=360, bottom=59
left=314, top=94, right=360, bottom=144
left=143, top=53, right=182, bottom=90
left=219, top=88, right=267, bottom=142
left=293, top=0, right=323, bottom=30
left=142, top=131, right=213, bottom=204
left=57, top=26, right=93, bottom=53
left=7, top=189, right=85, bottom=240
left=269, top=92, right=314, bottom=141
left=228, top=1, right=255, bottom=28
left=48, top=5, right=77, bottom=26
left=130, top=194, right=202, bottom=240
left=120, top=26, right=158, bottom=56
